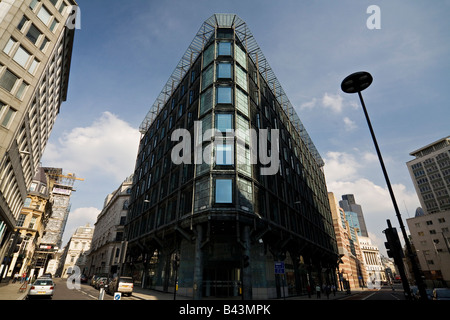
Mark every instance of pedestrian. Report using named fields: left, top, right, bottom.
left=306, top=284, right=311, bottom=298
left=13, top=273, right=18, bottom=283
left=315, top=285, right=321, bottom=298
left=332, top=284, right=336, bottom=296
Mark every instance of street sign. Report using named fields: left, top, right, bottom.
left=275, top=261, right=285, bottom=274
left=114, top=292, right=122, bottom=300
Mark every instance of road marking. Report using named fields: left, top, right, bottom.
left=362, top=291, right=378, bottom=300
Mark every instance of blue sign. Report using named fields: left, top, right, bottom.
left=275, top=261, right=285, bottom=274
left=114, top=292, right=122, bottom=300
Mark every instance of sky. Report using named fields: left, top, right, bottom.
left=40, top=0, right=450, bottom=254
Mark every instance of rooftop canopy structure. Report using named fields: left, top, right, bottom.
left=139, top=13, right=324, bottom=167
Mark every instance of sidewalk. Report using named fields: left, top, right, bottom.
left=130, top=286, right=367, bottom=301
left=0, top=281, right=29, bottom=300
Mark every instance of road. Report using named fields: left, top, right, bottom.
left=26, top=278, right=139, bottom=300
left=339, top=283, right=407, bottom=300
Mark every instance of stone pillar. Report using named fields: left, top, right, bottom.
left=193, top=224, right=203, bottom=300
left=242, top=225, right=252, bottom=300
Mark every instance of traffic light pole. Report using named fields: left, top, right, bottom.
left=384, top=220, right=411, bottom=299
left=358, top=92, right=428, bottom=301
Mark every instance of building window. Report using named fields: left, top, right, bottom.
left=17, top=214, right=26, bottom=227
left=26, top=24, right=42, bottom=45
left=17, top=16, right=28, bottom=32
left=1, top=107, right=17, bottom=128
left=0, top=69, right=18, bottom=92
left=216, top=86, right=232, bottom=104
left=215, top=179, right=233, bottom=203
left=217, top=62, right=232, bottom=79
left=37, top=6, right=52, bottom=25
left=216, top=143, right=234, bottom=166
left=13, top=46, right=31, bottom=68
left=215, top=113, right=233, bottom=133
left=24, top=198, right=32, bottom=208
left=218, top=42, right=232, bottom=56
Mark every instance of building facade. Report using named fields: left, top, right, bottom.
left=358, top=236, right=386, bottom=288
left=406, top=136, right=450, bottom=287
left=328, top=192, right=367, bottom=290
left=0, top=0, right=77, bottom=270
left=2, top=166, right=51, bottom=280
left=339, top=194, right=369, bottom=237
left=124, top=14, right=338, bottom=300
left=56, top=223, right=93, bottom=278
left=86, top=175, right=132, bottom=278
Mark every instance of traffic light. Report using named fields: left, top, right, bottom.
left=384, top=222, right=404, bottom=261
left=243, top=255, right=250, bottom=268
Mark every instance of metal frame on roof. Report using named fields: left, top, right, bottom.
left=140, top=14, right=324, bottom=167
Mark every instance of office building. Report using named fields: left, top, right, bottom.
left=0, top=0, right=77, bottom=269
left=123, top=14, right=338, bottom=300
left=339, top=194, right=369, bottom=237
left=86, top=175, right=132, bottom=278
left=328, top=192, right=367, bottom=290
left=406, top=136, right=450, bottom=287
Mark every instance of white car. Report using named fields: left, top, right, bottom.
left=27, top=278, right=54, bottom=299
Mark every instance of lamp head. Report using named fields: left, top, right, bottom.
left=341, top=71, right=373, bottom=94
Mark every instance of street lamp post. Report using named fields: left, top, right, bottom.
left=341, top=71, right=428, bottom=301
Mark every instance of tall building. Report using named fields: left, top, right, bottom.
left=339, top=194, right=369, bottom=237
left=0, top=0, right=77, bottom=269
left=328, top=192, right=367, bottom=290
left=406, top=136, right=450, bottom=287
left=86, top=175, right=132, bottom=278
left=124, top=14, right=338, bottom=300
left=407, top=136, right=450, bottom=214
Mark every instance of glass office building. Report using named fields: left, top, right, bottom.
left=124, top=14, right=338, bottom=299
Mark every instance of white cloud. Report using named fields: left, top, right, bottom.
left=43, top=111, right=140, bottom=182
left=343, top=117, right=357, bottom=131
left=322, top=93, right=344, bottom=113
left=300, top=98, right=317, bottom=110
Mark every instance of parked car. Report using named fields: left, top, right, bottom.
left=107, top=276, right=134, bottom=296
left=80, top=274, right=88, bottom=283
left=433, top=288, right=450, bottom=300
left=95, top=277, right=109, bottom=290
left=27, top=278, right=54, bottom=299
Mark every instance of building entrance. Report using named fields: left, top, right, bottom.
left=203, top=262, right=241, bottom=298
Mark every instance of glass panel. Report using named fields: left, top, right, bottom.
left=236, top=89, right=249, bottom=116
left=238, top=177, right=253, bottom=211
left=200, top=87, right=213, bottom=115
left=216, top=87, right=232, bottom=104
left=216, top=143, right=234, bottom=165
left=0, top=69, right=18, bottom=92
left=218, top=42, right=232, bottom=56
left=235, top=66, right=247, bottom=91
left=215, top=179, right=232, bottom=203
left=13, top=46, right=31, bottom=68
left=2, top=108, right=16, bottom=127
left=203, top=44, right=215, bottom=68
left=3, top=38, right=16, bottom=55
left=217, top=63, right=232, bottom=79
left=40, top=37, right=49, bottom=51
left=235, top=45, right=247, bottom=69
left=26, top=24, right=42, bottom=45
left=201, top=64, right=214, bottom=89
left=194, top=178, right=210, bottom=211
left=15, top=82, right=28, bottom=99
left=215, top=114, right=233, bottom=133
left=37, top=6, right=52, bottom=25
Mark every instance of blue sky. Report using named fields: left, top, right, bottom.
left=40, top=0, right=450, bottom=252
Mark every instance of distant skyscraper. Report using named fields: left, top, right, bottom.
left=339, top=194, right=369, bottom=237
left=0, top=0, right=77, bottom=271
